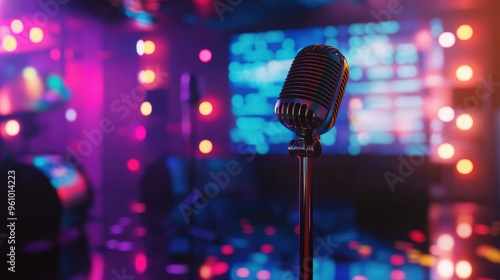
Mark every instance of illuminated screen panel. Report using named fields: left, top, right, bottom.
left=229, top=19, right=445, bottom=155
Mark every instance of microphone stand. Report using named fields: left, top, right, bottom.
left=288, top=133, right=322, bottom=280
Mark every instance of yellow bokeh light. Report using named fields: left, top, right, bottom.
left=456, top=159, right=473, bottom=175
left=199, top=140, right=213, bottom=154
left=10, top=19, right=24, bottom=34
left=199, top=101, right=213, bottom=116
left=22, top=66, right=37, bottom=79
left=437, top=143, right=455, bottom=160
left=418, top=254, right=436, bottom=267
left=456, top=114, right=473, bottom=130
left=456, top=65, right=473, bottom=81
left=2, top=35, right=17, bottom=52
left=138, top=70, right=156, bottom=84
left=29, top=27, right=43, bottom=43
left=144, top=40, right=155, bottom=55
left=457, top=222, right=472, bottom=238
left=140, top=101, right=152, bottom=116
left=457, top=25, right=473, bottom=41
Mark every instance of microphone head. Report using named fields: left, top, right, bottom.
left=275, top=44, right=349, bottom=136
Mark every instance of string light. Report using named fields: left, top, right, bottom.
left=456, top=25, right=473, bottom=41
left=2, top=35, right=17, bottom=52
left=29, top=27, right=44, bottom=43
left=456, top=114, right=473, bottom=130
left=199, top=101, right=213, bottom=116
left=456, top=159, right=473, bottom=175
left=199, top=140, right=213, bottom=154
left=456, top=65, right=473, bottom=81
left=140, top=101, right=152, bottom=116
left=437, top=143, right=455, bottom=159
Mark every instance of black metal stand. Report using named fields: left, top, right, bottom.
left=289, top=134, right=322, bottom=280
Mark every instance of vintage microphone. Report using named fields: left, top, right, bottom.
left=275, top=44, right=349, bottom=280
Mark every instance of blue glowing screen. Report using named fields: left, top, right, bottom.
left=229, top=19, right=444, bottom=155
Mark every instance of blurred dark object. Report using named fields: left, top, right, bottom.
left=0, top=155, right=93, bottom=280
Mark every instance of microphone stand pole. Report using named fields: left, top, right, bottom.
left=288, top=133, right=322, bottom=280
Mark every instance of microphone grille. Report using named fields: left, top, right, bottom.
left=279, top=45, right=342, bottom=111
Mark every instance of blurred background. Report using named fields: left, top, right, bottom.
left=0, top=0, right=499, bottom=279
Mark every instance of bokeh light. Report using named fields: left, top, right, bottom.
left=144, top=40, right=155, bottom=55
left=220, top=245, right=234, bottom=255
left=140, top=101, right=153, bottom=116
left=10, top=19, right=23, bottom=34
left=409, top=230, right=426, bottom=243
left=437, top=234, right=454, bottom=251
left=260, top=244, right=274, bottom=254
left=236, top=267, right=250, bottom=278
left=437, top=259, right=454, bottom=279
left=349, top=98, right=363, bottom=110
left=456, top=114, right=473, bottom=130
left=438, top=32, right=455, bottom=48
left=130, top=202, right=146, bottom=213
left=199, top=48, right=212, bottom=63
left=138, top=69, right=155, bottom=84
left=22, top=66, right=37, bottom=79
left=456, top=159, right=473, bottom=175
left=389, top=255, right=405, bottom=266
left=199, top=264, right=211, bottom=279
left=437, top=143, right=455, bottom=159
left=127, top=158, right=140, bottom=172
left=136, top=39, right=144, bottom=56
left=389, top=270, right=405, bottom=280
left=50, top=48, right=61, bottom=60
left=438, top=106, right=455, bottom=122
left=456, top=65, right=473, bottom=81
left=456, top=222, right=472, bottom=239
left=456, top=25, right=473, bottom=41
left=29, top=27, right=44, bottom=43
left=455, top=260, right=472, bottom=279
left=474, top=224, right=490, bottom=235
left=256, top=270, right=271, bottom=280
left=134, top=125, right=147, bottom=141
left=2, top=35, right=17, bottom=52
left=65, top=108, right=77, bottom=122
left=134, top=252, right=147, bottom=274
left=213, top=262, right=229, bottom=276
left=358, top=245, right=372, bottom=256
left=199, top=140, right=213, bottom=154
left=199, top=101, right=213, bottom=116
left=5, top=120, right=20, bottom=136
left=264, top=226, right=276, bottom=236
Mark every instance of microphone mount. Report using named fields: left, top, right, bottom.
left=288, top=133, right=322, bottom=159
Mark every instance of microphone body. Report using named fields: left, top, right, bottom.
left=274, top=44, right=349, bottom=280
left=275, top=44, right=349, bottom=137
